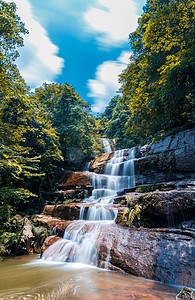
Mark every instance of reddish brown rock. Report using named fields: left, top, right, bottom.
left=42, top=204, right=80, bottom=220
left=43, top=205, right=55, bottom=216
left=42, top=203, right=120, bottom=222
left=36, top=214, right=74, bottom=236
left=89, top=152, right=113, bottom=173
left=93, top=224, right=195, bottom=287
left=59, top=172, right=93, bottom=189
left=41, top=236, right=62, bottom=254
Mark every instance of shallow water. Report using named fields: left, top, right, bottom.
left=0, top=255, right=180, bottom=299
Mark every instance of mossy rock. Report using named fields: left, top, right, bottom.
left=0, top=232, right=18, bottom=255
left=33, top=225, right=51, bottom=253
left=176, top=287, right=195, bottom=300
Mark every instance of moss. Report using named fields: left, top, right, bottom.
left=157, top=153, right=175, bottom=173
left=135, top=185, right=159, bottom=193
left=177, top=287, right=195, bottom=299
left=124, top=192, right=163, bottom=227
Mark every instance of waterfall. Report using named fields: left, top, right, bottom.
left=42, top=141, right=135, bottom=267
left=102, top=138, right=112, bottom=153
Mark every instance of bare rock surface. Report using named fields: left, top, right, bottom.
left=94, top=224, right=195, bottom=287
left=41, top=236, right=62, bottom=255
left=89, top=152, right=113, bottom=173
left=35, top=214, right=74, bottom=236
left=59, top=171, right=93, bottom=189
left=134, top=128, right=195, bottom=185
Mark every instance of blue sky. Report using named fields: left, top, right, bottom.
left=6, top=0, right=146, bottom=113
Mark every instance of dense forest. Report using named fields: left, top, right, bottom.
left=100, top=0, right=195, bottom=148
left=0, top=0, right=194, bottom=252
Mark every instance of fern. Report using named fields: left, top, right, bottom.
left=128, top=205, right=142, bottom=226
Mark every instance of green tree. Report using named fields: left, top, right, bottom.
left=119, top=0, right=195, bottom=143
left=100, top=96, right=133, bottom=149
left=34, top=83, right=99, bottom=169
left=0, top=0, right=28, bottom=98
left=0, top=1, right=62, bottom=215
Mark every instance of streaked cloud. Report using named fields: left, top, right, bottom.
left=88, top=51, right=131, bottom=113
left=5, top=0, right=64, bottom=88
left=84, top=0, right=138, bottom=47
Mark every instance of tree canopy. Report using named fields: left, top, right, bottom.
left=0, top=1, right=99, bottom=219
left=102, top=0, right=195, bottom=147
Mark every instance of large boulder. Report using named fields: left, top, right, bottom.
left=58, top=172, right=93, bottom=190
left=89, top=152, right=113, bottom=173
left=32, top=226, right=51, bottom=254
left=94, top=224, right=195, bottom=287
left=43, top=204, right=80, bottom=220
left=35, top=214, right=74, bottom=237
left=18, top=217, right=34, bottom=254
left=40, top=236, right=62, bottom=255
left=54, top=189, right=86, bottom=203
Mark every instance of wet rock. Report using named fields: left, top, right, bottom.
left=53, top=203, right=80, bottom=220
left=179, top=219, right=195, bottom=230
left=58, top=171, right=93, bottom=190
left=41, top=236, right=62, bottom=255
left=42, top=203, right=120, bottom=222
left=32, top=226, right=51, bottom=254
left=16, top=217, right=34, bottom=255
left=89, top=152, right=113, bottom=173
left=35, top=214, right=74, bottom=237
left=117, top=190, right=195, bottom=227
left=43, top=204, right=80, bottom=220
left=54, top=189, right=86, bottom=203
left=98, top=260, right=125, bottom=273
left=134, top=128, right=195, bottom=185
left=113, top=195, right=128, bottom=205
left=95, top=224, right=195, bottom=287
left=176, top=287, right=195, bottom=300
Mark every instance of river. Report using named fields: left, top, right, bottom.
left=0, top=255, right=180, bottom=299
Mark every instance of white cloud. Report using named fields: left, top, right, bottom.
left=88, top=51, right=131, bottom=113
left=84, top=0, right=138, bottom=46
left=5, top=0, right=64, bottom=88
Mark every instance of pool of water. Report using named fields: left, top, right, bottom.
left=0, top=255, right=181, bottom=299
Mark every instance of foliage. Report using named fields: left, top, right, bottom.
left=103, top=0, right=195, bottom=146
left=122, top=204, right=142, bottom=227
left=34, top=83, right=100, bottom=169
left=0, top=1, right=63, bottom=216
left=0, top=0, right=28, bottom=98
left=100, top=96, right=134, bottom=149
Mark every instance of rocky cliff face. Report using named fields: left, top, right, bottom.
left=134, top=128, right=195, bottom=185
left=86, top=128, right=195, bottom=187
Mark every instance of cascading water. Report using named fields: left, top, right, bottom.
left=42, top=140, right=135, bottom=267
left=102, top=138, right=112, bottom=153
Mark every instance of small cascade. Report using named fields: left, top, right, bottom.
left=102, top=138, right=112, bottom=153
left=42, top=222, right=100, bottom=266
left=42, top=140, right=136, bottom=268
left=83, top=161, right=90, bottom=171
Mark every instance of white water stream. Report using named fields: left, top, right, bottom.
left=42, top=139, right=135, bottom=267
